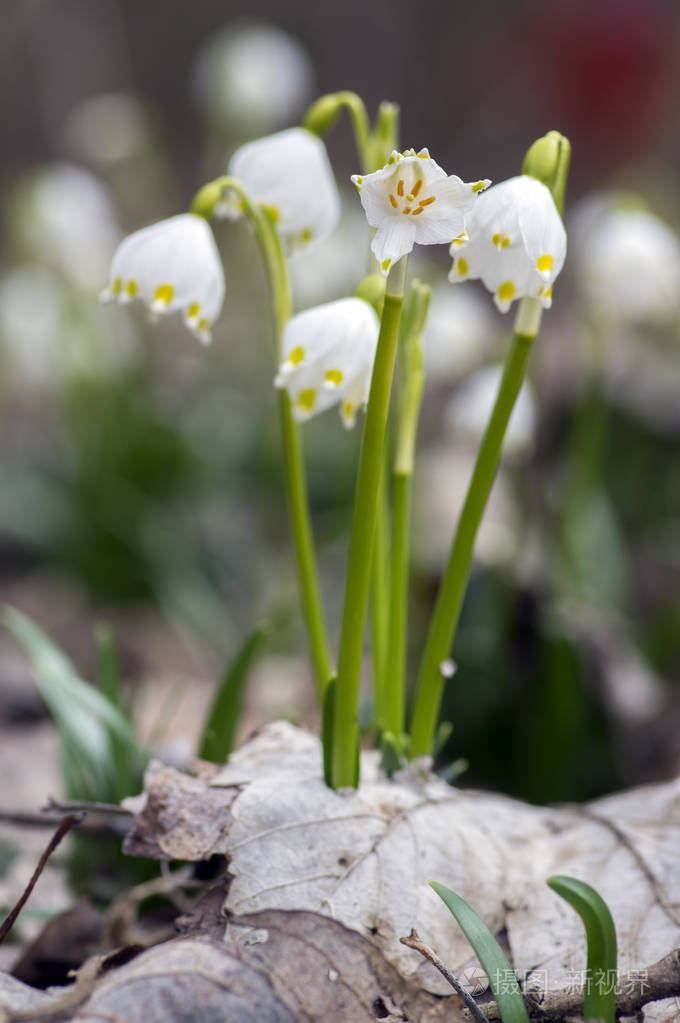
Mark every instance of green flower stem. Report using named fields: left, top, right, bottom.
left=304, top=91, right=372, bottom=173
left=409, top=298, right=542, bottom=758
left=370, top=455, right=390, bottom=725
left=382, top=282, right=428, bottom=741
left=191, top=177, right=334, bottom=697
left=331, top=257, right=408, bottom=787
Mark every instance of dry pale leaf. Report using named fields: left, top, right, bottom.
left=124, top=721, right=680, bottom=1021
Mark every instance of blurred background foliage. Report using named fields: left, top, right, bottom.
left=0, top=0, right=679, bottom=808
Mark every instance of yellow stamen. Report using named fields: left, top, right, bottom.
left=297, top=388, right=316, bottom=412
left=402, top=207, right=412, bottom=215
left=412, top=207, right=424, bottom=216
left=389, top=194, right=399, bottom=209
left=289, top=346, right=305, bottom=366
left=324, top=369, right=343, bottom=387
left=397, top=179, right=404, bottom=197
left=411, top=178, right=423, bottom=198
left=418, top=196, right=435, bottom=207
left=537, top=254, right=553, bottom=273
left=153, top=283, right=174, bottom=305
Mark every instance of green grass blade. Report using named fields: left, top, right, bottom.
left=547, top=875, right=617, bottom=1023
left=430, top=881, right=530, bottom=1023
left=2, top=607, right=143, bottom=802
left=198, top=623, right=269, bottom=762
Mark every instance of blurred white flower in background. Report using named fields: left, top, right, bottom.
left=569, top=192, right=680, bottom=326
left=274, top=297, right=379, bottom=428
left=192, top=19, right=314, bottom=132
left=288, top=199, right=367, bottom=307
left=218, top=128, right=340, bottom=254
left=101, top=214, right=225, bottom=343
left=443, top=365, right=537, bottom=459
left=421, top=283, right=499, bottom=382
left=0, top=267, right=64, bottom=387
left=63, top=93, right=152, bottom=166
left=13, top=165, right=121, bottom=291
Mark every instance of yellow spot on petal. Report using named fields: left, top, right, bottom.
left=198, top=317, right=210, bottom=334
left=545, top=286, right=552, bottom=299
left=111, top=276, right=122, bottom=295
left=187, top=302, right=200, bottom=320
left=343, top=402, right=355, bottom=420
left=356, top=176, right=363, bottom=184
left=537, top=254, right=553, bottom=273
left=389, top=194, right=399, bottom=209
left=418, top=196, right=435, bottom=207
left=381, top=259, right=392, bottom=272
left=417, top=152, right=428, bottom=159
left=472, top=180, right=487, bottom=193
left=324, top=369, right=343, bottom=387
left=458, top=257, right=469, bottom=276
left=289, top=346, right=305, bottom=366
left=154, top=283, right=174, bottom=305
left=126, top=279, right=138, bottom=298
left=297, top=388, right=316, bottom=412
left=501, top=237, right=510, bottom=248
left=397, top=179, right=404, bottom=197
left=497, top=281, right=516, bottom=303
left=388, top=155, right=395, bottom=165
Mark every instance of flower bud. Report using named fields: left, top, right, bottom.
left=303, top=93, right=345, bottom=137
left=521, top=130, right=571, bottom=215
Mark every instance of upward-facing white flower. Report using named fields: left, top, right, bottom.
left=274, top=297, right=379, bottom=428
left=351, top=149, right=490, bottom=276
left=449, top=175, right=566, bottom=313
left=100, top=213, right=225, bottom=342
left=217, top=127, right=340, bottom=253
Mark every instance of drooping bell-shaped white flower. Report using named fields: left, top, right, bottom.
left=217, top=127, right=340, bottom=254
left=274, top=297, right=379, bottom=428
left=100, top=213, right=225, bottom=342
left=351, top=148, right=490, bottom=276
left=449, top=175, right=567, bottom=313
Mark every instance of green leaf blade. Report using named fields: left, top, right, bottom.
left=198, top=623, right=269, bottom=763
left=430, top=881, right=530, bottom=1023
left=547, top=874, right=617, bottom=1023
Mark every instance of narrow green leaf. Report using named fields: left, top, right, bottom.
left=430, top=881, right=530, bottom=1023
left=547, top=875, right=617, bottom=1023
left=199, top=623, right=269, bottom=763
left=322, top=676, right=336, bottom=787
left=2, top=607, right=143, bottom=802
left=95, top=626, right=138, bottom=798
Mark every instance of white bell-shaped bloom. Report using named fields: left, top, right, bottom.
left=570, top=194, right=680, bottom=325
left=217, top=127, right=340, bottom=254
left=449, top=175, right=566, bottom=313
left=274, top=297, right=379, bottom=428
left=100, top=213, right=225, bottom=342
left=351, top=148, right=490, bottom=276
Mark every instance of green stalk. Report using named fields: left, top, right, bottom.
left=191, top=178, right=334, bottom=697
left=382, top=281, right=428, bottom=741
left=331, top=258, right=407, bottom=787
left=370, top=456, right=390, bottom=726
left=409, top=298, right=542, bottom=757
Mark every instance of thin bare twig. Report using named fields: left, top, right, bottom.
left=44, top=797, right=132, bottom=816
left=0, top=813, right=83, bottom=946
left=400, top=928, right=489, bottom=1023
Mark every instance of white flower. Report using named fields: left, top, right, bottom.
left=351, top=148, right=490, bottom=276
left=217, top=128, right=340, bottom=253
left=100, top=213, right=225, bottom=342
left=449, top=175, right=566, bottom=313
left=191, top=20, right=313, bottom=131
left=570, top=194, right=680, bottom=325
left=274, top=297, right=379, bottom=428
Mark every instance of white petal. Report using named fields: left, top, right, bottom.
left=371, top=219, right=417, bottom=274
left=228, top=127, right=340, bottom=250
